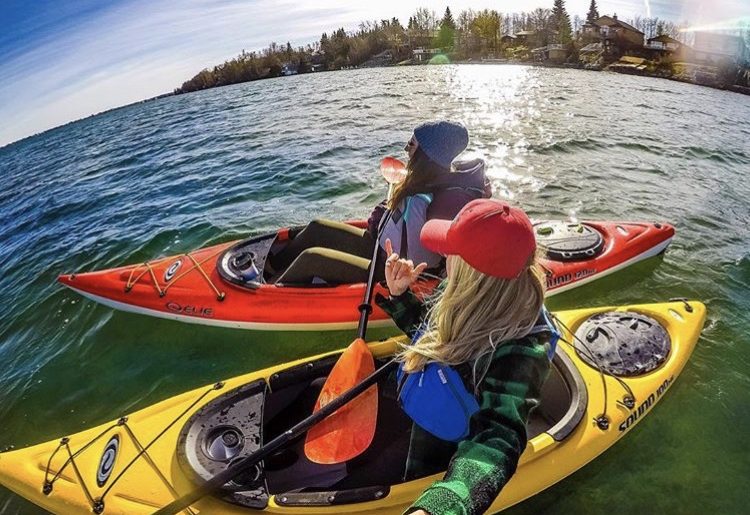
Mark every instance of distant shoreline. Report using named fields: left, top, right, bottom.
left=451, top=59, right=750, bottom=95
left=3, top=62, right=746, bottom=151
left=172, top=59, right=750, bottom=98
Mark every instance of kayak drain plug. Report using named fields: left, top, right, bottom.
left=42, top=481, right=53, bottom=495
left=93, top=499, right=105, bottom=514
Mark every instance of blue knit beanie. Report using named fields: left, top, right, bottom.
left=413, top=121, right=469, bottom=169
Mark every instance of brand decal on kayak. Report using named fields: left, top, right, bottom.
left=96, top=435, right=119, bottom=487
left=166, top=301, right=214, bottom=318
left=618, top=376, right=674, bottom=432
left=547, top=268, right=596, bottom=289
left=164, top=259, right=182, bottom=282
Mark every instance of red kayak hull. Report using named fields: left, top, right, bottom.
left=58, top=221, right=674, bottom=331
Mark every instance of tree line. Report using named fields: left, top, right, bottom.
left=174, top=1, right=746, bottom=94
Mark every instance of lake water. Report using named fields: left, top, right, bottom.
left=1, top=65, right=749, bottom=514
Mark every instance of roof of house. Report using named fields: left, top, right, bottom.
left=647, top=34, right=683, bottom=45
left=515, top=30, right=536, bottom=36
left=594, top=15, right=643, bottom=35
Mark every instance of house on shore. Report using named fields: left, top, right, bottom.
left=500, top=34, right=516, bottom=46
left=281, top=63, right=298, bottom=76
left=310, top=51, right=326, bottom=72
left=582, top=14, right=644, bottom=57
left=644, top=35, right=690, bottom=63
left=412, top=47, right=442, bottom=63
left=514, top=31, right=540, bottom=48
left=532, top=44, right=567, bottom=63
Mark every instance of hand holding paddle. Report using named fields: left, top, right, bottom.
left=384, top=238, right=427, bottom=297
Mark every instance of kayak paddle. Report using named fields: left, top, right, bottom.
left=153, top=358, right=397, bottom=515
left=352, top=156, right=405, bottom=339
left=154, top=157, right=407, bottom=514
left=303, top=156, right=406, bottom=463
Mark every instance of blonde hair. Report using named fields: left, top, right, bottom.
left=398, top=253, right=546, bottom=377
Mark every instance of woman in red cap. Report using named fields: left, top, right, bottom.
left=375, top=198, right=555, bottom=515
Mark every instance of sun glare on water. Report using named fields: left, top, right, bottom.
left=443, top=64, right=546, bottom=199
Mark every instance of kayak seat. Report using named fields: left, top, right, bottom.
left=264, top=376, right=351, bottom=493
left=333, top=379, right=413, bottom=489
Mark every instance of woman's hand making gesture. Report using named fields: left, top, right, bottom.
left=384, top=238, right=428, bottom=297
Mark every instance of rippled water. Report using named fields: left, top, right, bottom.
left=1, top=65, right=749, bottom=514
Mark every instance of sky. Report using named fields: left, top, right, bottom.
left=1, top=0, right=748, bottom=147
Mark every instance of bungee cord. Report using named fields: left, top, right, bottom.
left=550, top=313, right=637, bottom=430
left=42, top=383, right=224, bottom=514
left=124, top=247, right=227, bottom=301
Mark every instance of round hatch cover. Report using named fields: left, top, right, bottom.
left=573, top=312, right=671, bottom=377
left=535, top=222, right=604, bottom=261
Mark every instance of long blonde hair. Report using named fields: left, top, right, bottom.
left=398, top=253, right=546, bottom=375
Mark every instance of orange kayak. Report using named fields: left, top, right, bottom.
left=58, top=220, right=674, bottom=331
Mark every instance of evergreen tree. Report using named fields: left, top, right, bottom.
left=436, top=7, right=457, bottom=49
left=586, top=0, right=599, bottom=25
left=552, top=0, right=572, bottom=43
left=441, top=7, right=456, bottom=29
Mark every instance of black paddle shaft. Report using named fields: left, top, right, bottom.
left=153, top=359, right=397, bottom=515
left=157, top=201, right=396, bottom=515
left=357, top=208, right=393, bottom=340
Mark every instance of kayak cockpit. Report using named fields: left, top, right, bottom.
left=176, top=346, right=586, bottom=509
left=216, top=220, right=610, bottom=291
left=217, top=231, right=291, bottom=288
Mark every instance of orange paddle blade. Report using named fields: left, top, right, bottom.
left=380, top=156, right=407, bottom=185
left=304, top=338, right=378, bottom=464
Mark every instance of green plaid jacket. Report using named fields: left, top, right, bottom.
left=375, top=284, right=552, bottom=515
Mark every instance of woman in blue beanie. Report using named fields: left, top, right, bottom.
left=270, top=121, right=481, bottom=285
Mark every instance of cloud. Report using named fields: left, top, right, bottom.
left=0, top=0, right=359, bottom=146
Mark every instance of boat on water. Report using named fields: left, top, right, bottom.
left=0, top=300, right=705, bottom=514
left=57, top=219, right=675, bottom=331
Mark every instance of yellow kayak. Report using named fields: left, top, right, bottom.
left=0, top=300, right=706, bottom=514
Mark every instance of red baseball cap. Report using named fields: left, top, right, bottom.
left=420, top=199, right=536, bottom=279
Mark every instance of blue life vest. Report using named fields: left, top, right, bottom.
left=397, top=308, right=558, bottom=442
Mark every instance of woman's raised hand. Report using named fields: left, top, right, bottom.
left=384, top=238, right=427, bottom=297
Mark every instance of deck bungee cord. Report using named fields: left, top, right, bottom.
left=41, top=383, right=225, bottom=514
left=551, top=313, right=636, bottom=430
left=124, top=248, right=227, bottom=301
left=548, top=298, right=692, bottom=432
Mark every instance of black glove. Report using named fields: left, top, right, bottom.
left=367, top=200, right=388, bottom=237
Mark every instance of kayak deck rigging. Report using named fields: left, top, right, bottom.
left=40, top=384, right=224, bottom=514
left=123, top=247, right=228, bottom=300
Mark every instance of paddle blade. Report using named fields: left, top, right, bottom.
left=304, top=338, right=378, bottom=464
left=380, top=156, right=407, bottom=185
